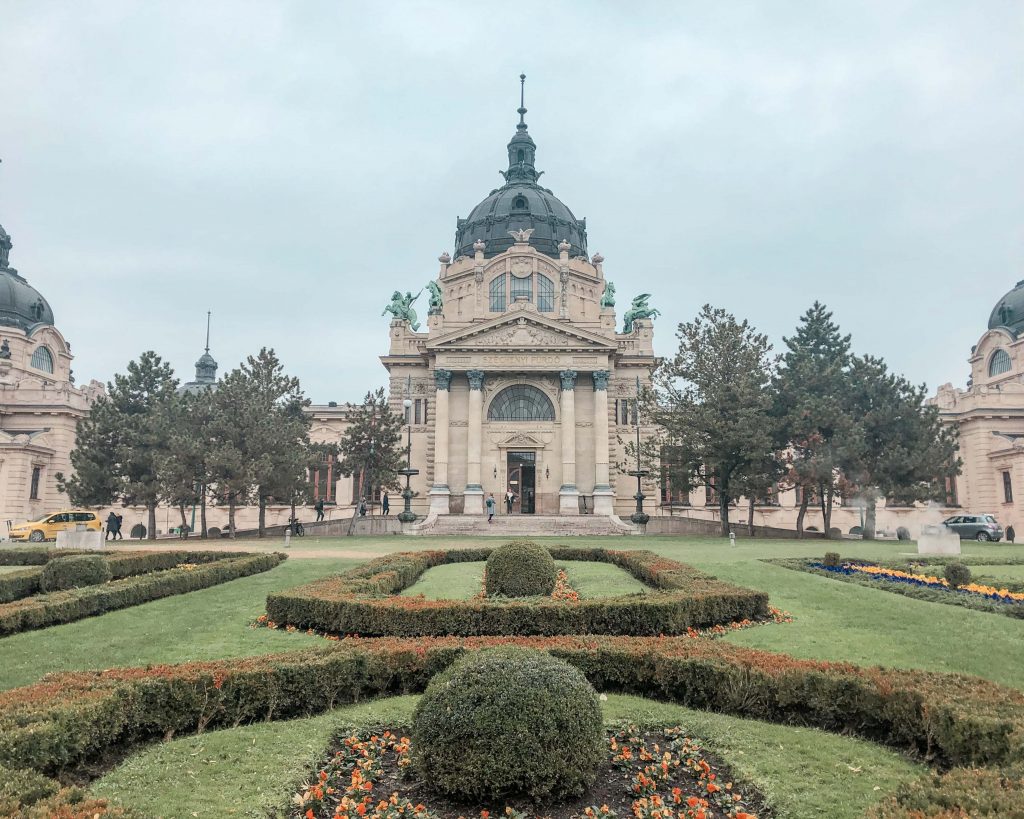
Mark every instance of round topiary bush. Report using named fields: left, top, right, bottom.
left=944, top=562, right=972, bottom=589
left=39, top=554, right=112, bottom=593
left=897, top=526, right=912, bottom=542
left=485, top=540, right=557, bottom=597
left=411, top=648, right=604, bottom=801
left=823, top=551, right=842, bottom=568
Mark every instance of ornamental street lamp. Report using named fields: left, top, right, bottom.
left=628, top=375, right=650, bottom=525
left=398, top=379, right=419, bottom=523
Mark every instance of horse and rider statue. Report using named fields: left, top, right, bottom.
left=383, top=282, right=445, bottom=331
left=623, top=294, right=660, bottom=333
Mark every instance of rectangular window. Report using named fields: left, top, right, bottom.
left=945, top=474, right=959, bottom=507
left=705, top=476, right=718, bottom=506
left=1004, top=470, right=1014, bottom=503
left=414, top=399, right=422, bottom=425
left=660, top=447, right=691, bottom=506
left=29, top=466, right=41, bottom=500
left=510, top=273, right=532, bottom=303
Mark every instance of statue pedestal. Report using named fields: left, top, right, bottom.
left=918, top=527, right=961, bottom=555
left=559, top=486, right=580, bottom=516
left=592, top=486, right=615, bottom=516
left=463, top=486, right=484, bottom=515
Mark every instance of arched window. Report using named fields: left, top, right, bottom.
left=516, top=149, right=525, bottom=163
left=510, top=273, right=532, bottom=303
left=489, top=274, right=507, bottom=312
left=488, top=385, right=556, bottom=421
left=537, top=274, right=554, bottom=312
left=513, top=195, right=528, bottom=210
left=990, top=349, right=1012, bottom=377
left=30, top=346, right=54, bottom=374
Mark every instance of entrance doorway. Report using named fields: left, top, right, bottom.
left=506, top=451, right=536, bottom=514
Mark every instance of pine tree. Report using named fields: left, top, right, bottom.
left=157, top=388, right=216, bottom=537
left=59, top=351, right=178, bottom=539
left=773, top=302, right=857, bottom=538
left=844, top=355, right=959, bottom=539
left=337, top=388, right=405, bottom=509
left=648, top=305, right=778, bottom=536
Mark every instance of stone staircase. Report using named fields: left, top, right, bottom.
left=413, top=514, right=638, bottom=537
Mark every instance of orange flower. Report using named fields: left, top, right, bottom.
left=306, top=811, right=315, bottom=819
left=356, top=804, right=367, bottom=816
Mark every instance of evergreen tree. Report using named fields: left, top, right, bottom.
left=844, top=355, right=959, bottom=539
left=773, top=302, right=857, bottom=538
left=338, top=387, right=405, bottom=509
left=647, top=305, right=778, bottom=536
left=157, top=387, right=216, bottom=537
left=59, top=351, right=178, bottom=539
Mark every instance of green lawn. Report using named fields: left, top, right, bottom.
left=0, top=557, right=355, bottom=690
left=90, top=693, right=922, bottom=819
left=0, top=565, right=30, bottom=574
left=399, top=559, right=647, bottom=600
left=973, top=564, right=1024, bottom=582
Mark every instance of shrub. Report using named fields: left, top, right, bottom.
left=0, top=763, right=59, bottom=814
left=0, top=553, right=285, bottom=636
left=39, top=554, right=111, bottom=593
left=823, top=552, right=842, bottom=568
left=412, top=647, right=604, bottom=800
left=0, top=568, right=43, bottom=604
left=485, top=540, right=557, bottom=597
left=945, top=562, right=973, bottom=589
left=897, top=526, right=911, bottom=541
left=2, top=635, right=1023, bottom=777
left=867, top=765, right=1024, bottom=817
left=266, top=548, right=769, bottom=637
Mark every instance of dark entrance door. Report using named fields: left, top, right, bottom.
left=506, top=451, right=536, bottom=514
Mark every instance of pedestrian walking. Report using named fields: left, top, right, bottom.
left=382, top=492, right=390, bottom=515
left=105, top=511, right=119, bottom=541
left=358, top=498, right=367, bottom=517
left=1008, top=524, right=1016, bottom=544
left=486, top=493, right=496, bottom=523
left=505, top=489, right=516, bottom=515
left=315, top=498, right=325, bottom=522
left=115, top=513, right=124, bottom=540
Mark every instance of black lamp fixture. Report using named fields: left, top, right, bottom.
left=628, top=375, right=650, bottom=525
left=397, top=376, right=419, bottom=523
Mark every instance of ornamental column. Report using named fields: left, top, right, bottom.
left=592, top=370, right=615, bottom=515
left=428, top=368, right=452, bottom=515
left=464, top=369, right=485, bottom=515
left=558, top=369, right=580, bottom=515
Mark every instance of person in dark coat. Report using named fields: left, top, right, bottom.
left=382, top=492, right=390, bottom=515
left=115, top=513, right=124, bottom=539
left=106, top=511, right=120, bottom=541
left=314, top=498, right=325, bottom=522
left=1008, top=524, right=1016, bottom=544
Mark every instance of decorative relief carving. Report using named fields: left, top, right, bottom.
left=592, top=370, right=610, bottom=390
left=433, top=369, right=453, bottom=391
left=559, top=369, right=578, bottom=390
left=510, top=257, right=532, bottom=279
left=467, top=369, right=486, bottom=390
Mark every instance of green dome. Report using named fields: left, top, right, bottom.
left=0, top=225, right=55, bottom=332
left=989, top=280, right=1024, bottom=334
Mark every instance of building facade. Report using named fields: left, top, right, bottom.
left=380, top=100, right=657, bottom=520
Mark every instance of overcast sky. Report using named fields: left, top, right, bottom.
left=1, top=1, right=1022, bottom=402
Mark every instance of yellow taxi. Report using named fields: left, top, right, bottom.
left=9, top=510, right=103, bottom=542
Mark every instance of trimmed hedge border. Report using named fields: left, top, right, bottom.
left=265, top=547, right=768, bottom=637
left=771, top=557, right=1024, bottom=619
left=0, top=550, right=252, bottom=606
left=0, top=552, right=286, bottom=636
left=1, top=635, right=1022, bottom=777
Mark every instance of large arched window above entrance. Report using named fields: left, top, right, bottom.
left=488, top=385, right=556, bottom=421
left=489, top=274, right=507, bottom=312
left=537, top=273, right=554, bottom=312
left=30, top=345, right=54, bottom=374
left=990, top=348, right=1012, bottom=377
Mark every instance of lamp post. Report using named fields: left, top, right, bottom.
left=627, top=376, right=650, bottom=525
left=398, top=379, right=419, bottom=523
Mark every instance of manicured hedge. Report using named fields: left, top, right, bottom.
left=867, top=765, right=1024, bottom=817
left=0, top=553, right=285, bottom=636
left=1, top=635, right=1021, bottom=777
left=0, top=550, right=248, bottom=606
left=39, top=554, right=111, bottom=592
left=0, top=547, right=96, bottom=567
left=484, top=540, right=557, bottom=597
left=265, top=547, right=768, bottom=637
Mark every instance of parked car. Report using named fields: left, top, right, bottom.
left=8, top=510, right=102, bottom=542
left=941, top=514, right=1003, bottom=542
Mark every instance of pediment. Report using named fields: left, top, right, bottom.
left=427, top=311, right=616, bottom=353
left=497, top=432, right=546, bottom=448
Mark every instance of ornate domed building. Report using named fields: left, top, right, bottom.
left=0, top=216, right=103, bottom=530
left=930, top=280, right=1024, bottom=533
left=379, top=81, right=659, bottom=526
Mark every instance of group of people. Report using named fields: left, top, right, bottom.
left=485, top=489, right=520, bottom=523
left=356, top=491, right=390, bottom=517
left=104, top=511, right=124, bottom=540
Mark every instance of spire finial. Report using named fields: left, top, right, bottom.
left=517, top=73, right=527, bottom=131
left=204, top=310, right=211, bottom=354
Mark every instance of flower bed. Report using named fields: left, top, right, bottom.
left=773, top=558, right=1024, bottom=619
left=0, top=552, right=286, bottom=636
left=265, top=547, right=769, bottom=637
left=290, top=726, right=764, bottom=819
left=2, top=635, right=1022, bottom=777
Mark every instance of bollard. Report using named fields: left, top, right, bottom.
left=729, top=532, right=736, bottom=547
left=284, top=529, right=291, bottom=548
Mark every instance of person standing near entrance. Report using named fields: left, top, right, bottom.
left=314, top=498, right=325, bottom=522
left=505, top=489, right=516, bottom=515
left=382, top=492, right=390, bottom=516
left=486, top=493, right=496, bottom=523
